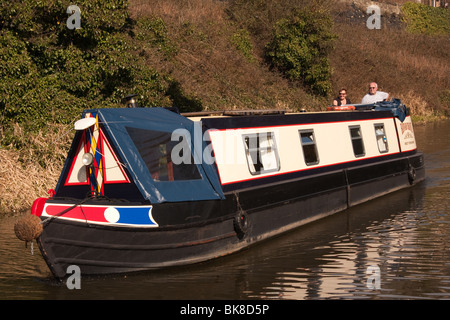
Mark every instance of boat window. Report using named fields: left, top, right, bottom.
left=242, top=132, right=280, bottom=175
left=299, top=130, right=319, bottom=165
left=349, top=125, right=365, bottom=157
left=374, top=124, right=388, bottom=153
left=126, top=127, right=201, bottom=181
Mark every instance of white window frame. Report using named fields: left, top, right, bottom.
left=349, top=125, right=365, bottom=157
left=374, top=123, right=388, bottom=153
left=299, top=129, right=320, bottom=166
left=242, top=132, right=280, bottom=175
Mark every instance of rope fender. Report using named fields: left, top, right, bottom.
left=14, top=214, right=43, bottom=246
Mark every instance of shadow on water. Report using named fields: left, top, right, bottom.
left=1, top=120, right=449, bottom=300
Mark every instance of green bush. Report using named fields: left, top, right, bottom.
left=265, top=9, right=336, bottom=96
left=401, top=2, right=450, bottom=35
left=136, top=17, right=178, bottom=57
left=0, top=0, right=180, bottom=147
left=231, top=28, right=255, bottom=62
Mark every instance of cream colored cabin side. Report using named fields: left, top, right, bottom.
left=202, top=114, right=416, bottom=186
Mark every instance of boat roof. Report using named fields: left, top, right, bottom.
left=183, top=99, right=408, bottom=123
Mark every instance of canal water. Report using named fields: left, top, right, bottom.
left=1, top=120, right=449, bottom=300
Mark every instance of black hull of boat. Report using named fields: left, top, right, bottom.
left=37, top=153, right=425, bottom=279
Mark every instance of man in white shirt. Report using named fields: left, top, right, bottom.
left=361, top=82, right=389, bottom=104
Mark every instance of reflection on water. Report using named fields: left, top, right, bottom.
left=1, top=121, right=449, bottom=300
left=266, top=186, right=449, bottom=300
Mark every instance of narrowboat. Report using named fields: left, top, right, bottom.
left=27, top=98, right=424, bottom=279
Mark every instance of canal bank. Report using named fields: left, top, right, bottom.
left=0, top=123, right=73, bottom=215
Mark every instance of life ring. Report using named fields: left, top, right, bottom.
left=233, top=211, right=248, bottom=240
left=327, top=105, right=355, bottom=111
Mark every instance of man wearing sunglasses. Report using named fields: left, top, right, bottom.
left=361, top=82, right=389, bottom=104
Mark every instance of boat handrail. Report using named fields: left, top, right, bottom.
left=181, top=109, right=288, bottom=117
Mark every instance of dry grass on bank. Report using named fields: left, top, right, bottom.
left=128, top=0, right=449, bottom=114
left=330, top=20, right=449, bottom=115
left=128, top=0, right=328, bottom=111
left=129, top=0, right=227, bottom=25
left=0, top=124, right=73, bottom=214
